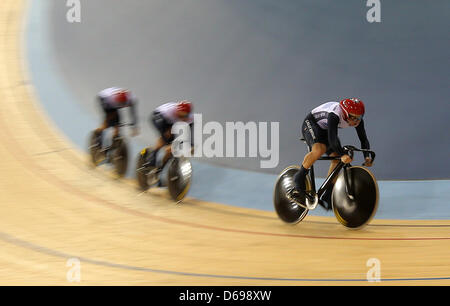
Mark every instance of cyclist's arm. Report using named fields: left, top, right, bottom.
left=327, top=113, right=346, bottom=156
left=355, top=119, right=370, bottom=158
left=128, top=99, right=138, bottom=126
left=189, top=123, right=194, bottom=148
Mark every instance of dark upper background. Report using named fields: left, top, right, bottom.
left=49, top=0, right=449, bottom=179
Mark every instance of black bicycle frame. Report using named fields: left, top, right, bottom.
left=304, top=143, right=375, bottom=199
left=304, top=140, right=359, bottom=198
left=308, top=155, right=347, bottom=198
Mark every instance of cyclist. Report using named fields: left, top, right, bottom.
left=288, top=98, right=373, bottom=210
left=146, top=100, right=194, bottom=170
left=94, top=87, right=139, bottom=149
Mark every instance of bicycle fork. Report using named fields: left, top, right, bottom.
left=343, top=165, right=355, bottom=199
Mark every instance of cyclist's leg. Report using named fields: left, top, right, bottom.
left=294, top=116, right=327, bottom=192
left=94, top=98, right=110, bottom=146
left=302, top=143, right=327, bottom=169
left=294, top=143, right=326, bottom=192
left=95, top=120, right=108, bottom=134
left=154, top=135, right=167, bottom=151
left=149, top=112, right=173, bottom=167
left=95, top=97, right=107, bottom=134
left=112, top=125, right=120, bottom=139
left=94, top=119, right=108, bottom=148
left=159, top=129, right=175, bottom=167
left=152, top=134, right=168, bottom=161
left=105, top=110, right=120, bottom=148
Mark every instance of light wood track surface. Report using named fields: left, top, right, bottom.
left=0, top=0, right=448, bottom=285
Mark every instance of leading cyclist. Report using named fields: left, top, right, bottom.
left=287, top=98, right=373, bottom=210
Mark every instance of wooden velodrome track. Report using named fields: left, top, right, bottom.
left=0, top=0, right=449, bottom=286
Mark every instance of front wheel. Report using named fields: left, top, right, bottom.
left=332, top=166, right=379, bottom=229
left=167, top=157, right=192, bottom=202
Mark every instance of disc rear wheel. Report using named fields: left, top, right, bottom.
left=136, top=149, right=159, bottom=191
left=273, top=165, right=312, bottom=224
left=89, top=131, right=104, bottom=166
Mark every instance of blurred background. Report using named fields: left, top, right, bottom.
left=45, top=0, right=449, bottom=180
left=25, top=0, right=450, bottom=216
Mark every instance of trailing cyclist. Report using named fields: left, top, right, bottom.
left=94, top=87, right=139, bottom=149
left=146, top=100, right=194, bottom=171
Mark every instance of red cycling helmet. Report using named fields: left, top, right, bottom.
left=177, top=100, right=193, bottom=114
left=115, top=90, right=129, bottom=104
left=339, top=98, right=365, bottom=121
